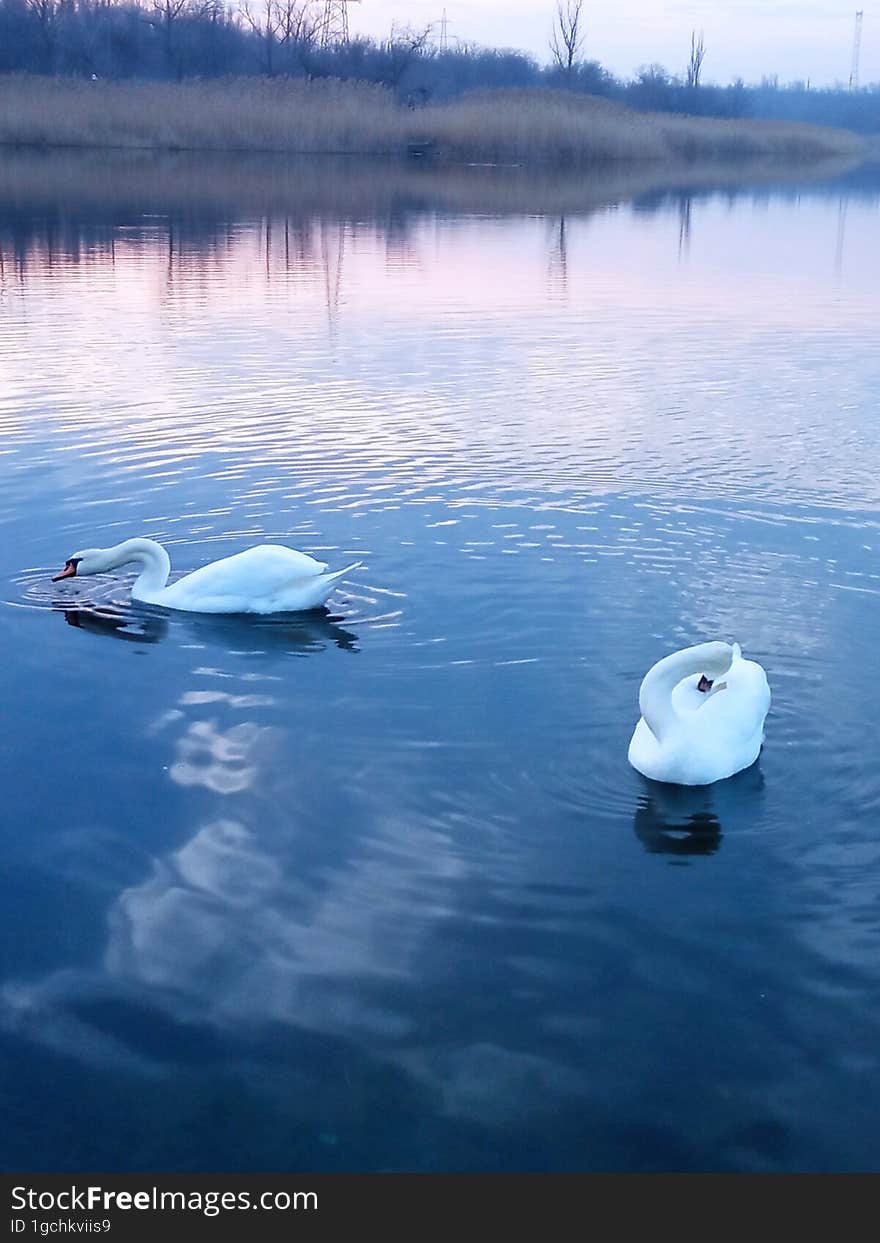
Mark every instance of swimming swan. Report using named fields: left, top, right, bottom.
left=52, top=537, right=361, bottom=614
left=628, top=641, right=770, bottom=786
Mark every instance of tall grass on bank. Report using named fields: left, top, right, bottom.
left=0, top=77, right=400, bottom=155
left=0, top=76, right=864, bottom=164
left=428, top=89, right=865, bottom=164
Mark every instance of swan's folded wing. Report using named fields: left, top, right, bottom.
left=161, top=546, right=330, bottom=605
left=696, top=658, right=771, bottom=745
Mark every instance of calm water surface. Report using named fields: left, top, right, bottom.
left=2, top=156, right=880, bottom=1172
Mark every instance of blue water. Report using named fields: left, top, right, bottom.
left=2, top=154, right=880, bottom=1171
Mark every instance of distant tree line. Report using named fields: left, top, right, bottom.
left=1, top=0, right=878, bottom=133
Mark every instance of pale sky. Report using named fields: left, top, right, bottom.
left=349, top=1, right=878, bottom=88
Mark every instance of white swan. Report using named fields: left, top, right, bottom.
left=52, top=537, right=361, bottom=614
left=628, top=641, right=770, bottom=786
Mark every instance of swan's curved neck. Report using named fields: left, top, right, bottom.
left=639, top=643, right=732, bottom=742
left=98, top=538, right=171, bottom=596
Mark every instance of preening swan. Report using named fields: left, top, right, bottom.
left=628, top=641, right=770, bottom=786
left=52, top=537, right=361, bottom=614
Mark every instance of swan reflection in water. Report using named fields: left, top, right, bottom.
left=54, top=600, right=360, bottom=653
left=633, top=789, right=723, bottom=857
left=632, top=762, right=765, bottom=857
left=58, top=600, right=169, bottom=643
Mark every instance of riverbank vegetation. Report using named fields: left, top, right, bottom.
left=0, top=77, right=864, bottom=164
left=1, top=0, right=879, bottom=135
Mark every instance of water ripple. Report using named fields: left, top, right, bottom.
left=3, top=166, right=880, bottom=1173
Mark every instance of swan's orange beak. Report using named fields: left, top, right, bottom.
left=52, top=561, right=77, bottom=582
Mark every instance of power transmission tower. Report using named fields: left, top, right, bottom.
left=439, top=7, right=449, bottom=52
left=849, top=10, right=863, bottom=90
left=321, top=0, right=360, bottom=48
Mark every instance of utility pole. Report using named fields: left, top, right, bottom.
left=849, top=10, right=863, bottom=90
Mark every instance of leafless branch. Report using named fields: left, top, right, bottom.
left=549, top=0, right=585, bottom=77
left=686, top=29, right=706, bottom=88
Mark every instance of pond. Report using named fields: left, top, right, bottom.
left=1, top=151, right=879, bottom=1172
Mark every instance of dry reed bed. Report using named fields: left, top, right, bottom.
left=424, top=88, right=864, bottom=163
left=0, top=77, right=400, bottom=153
left=0, top=76, right=864, bottom=163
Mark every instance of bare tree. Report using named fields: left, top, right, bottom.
left=377, top=22, right=434, bottom=89
left=241, top=0, right=320, bottom=74
left=150, top=0, right=192, bottom=72
left=686, top=29, right=706, bottom=89
left=277, top=0, right=321, bottom=68
left=277, top=0, right=320, bottom=50
left=24, top=0, right=67, bottom=71
left=240, top=0, right=283, bottom=74
left=550, top=0, right=585, bottom=79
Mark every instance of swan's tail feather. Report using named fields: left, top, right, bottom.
left=304, top=561, right=362, bottom=603
left=278, top=560, right=362, bottom=611
left=318, top=560, right=362, bottom=586
left=731, top=641, right=742, bottom=662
